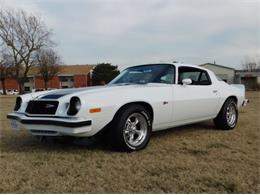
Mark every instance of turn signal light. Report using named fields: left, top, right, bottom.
left=89, top=108, right=101, bottom=113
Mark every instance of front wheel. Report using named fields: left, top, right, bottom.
left=110, top=105, right=152, bottom=151
left=214, top=98, right=238, bottom=130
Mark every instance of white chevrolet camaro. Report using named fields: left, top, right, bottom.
left=7, top=63, right=248, bottom=151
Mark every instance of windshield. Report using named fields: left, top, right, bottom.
left=109, top=64, right=175, bottom=85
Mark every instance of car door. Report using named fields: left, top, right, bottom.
left=172, top=66, right=219, bottom=123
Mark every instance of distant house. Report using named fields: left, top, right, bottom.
left=0, top=64, right=95, bottom=92
left=234, top=69, right=260, bottom=90
left=200, top=63, right=260, bottom=90
left=200, top=63, right=235, bottom=84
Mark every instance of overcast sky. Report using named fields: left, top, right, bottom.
left=0, top=0, right=259, bottom=69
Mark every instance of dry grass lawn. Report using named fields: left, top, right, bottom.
left=0, top=92, right=259, bottom=193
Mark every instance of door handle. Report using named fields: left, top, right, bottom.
left=213, top=90, right=218, bottom=93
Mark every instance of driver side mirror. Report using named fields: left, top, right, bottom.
left=182, top=78, right=192, bottom=85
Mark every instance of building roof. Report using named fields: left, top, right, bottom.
left=200, top=63, right=235, bottom=70
left=28, top=64, right=95, bottom=76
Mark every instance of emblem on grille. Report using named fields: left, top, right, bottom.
left=45, top=104, right=55, bottom=109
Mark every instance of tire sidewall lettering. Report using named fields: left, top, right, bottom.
left=140, top=110, right=151, bottom=127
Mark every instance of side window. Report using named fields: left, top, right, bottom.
left=199, top=71, right=211, bottom=85
left=178, top=67, right=211, bottom=85
left=200, top=72, right=208, bottom=81
left=181, top=71, right=200, bottom=82
left=159, top=66, right=175, bottom=84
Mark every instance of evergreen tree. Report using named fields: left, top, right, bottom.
left=92, top=63, right=120, bottom=85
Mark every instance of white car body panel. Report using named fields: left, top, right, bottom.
left=7, top=63, right=247, bottom=137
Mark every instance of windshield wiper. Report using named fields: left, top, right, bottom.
left=131, top=81, right=148, bottom=85
left=108, top=82, right=132, bottom=86
left=109, top=81, right=148, bottom=86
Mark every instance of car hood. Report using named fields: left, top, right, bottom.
left=35, top=83, right=168, bottom=100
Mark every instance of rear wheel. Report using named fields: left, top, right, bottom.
left=214, top=98, right=238, bottom=130
left=109, top=104, right=152, bottom=151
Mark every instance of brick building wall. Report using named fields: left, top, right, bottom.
left=48, top=76, right=60, bottom=89
left=1, top=78, right=19, bottom=89
left=74, top=75, right=87, bottom=88
left=34, top=76, right=45, bottom=89
left=34, top=76, right=60, bottom=89
left=0, top=65, right=94, bottom=92
left=1, top=74, right=90, bottom=91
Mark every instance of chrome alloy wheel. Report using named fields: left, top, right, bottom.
left=123, top=113, right=148, bottom=148
left=226, top=102, right=237, bottom=127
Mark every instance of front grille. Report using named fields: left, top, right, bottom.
left=26, top=101, right=59, bottom=115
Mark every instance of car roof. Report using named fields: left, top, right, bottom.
left=126, top=62, right=210, bottom=72
left=172, top=63, right=210, bottom=71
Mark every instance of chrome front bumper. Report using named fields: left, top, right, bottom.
left=242, top=99, right=249, bottom=107
left=7, top=112, right=93, bottom=137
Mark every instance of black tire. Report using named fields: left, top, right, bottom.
left=214, top=98, right=238, bottom=130
left=109, top=104, right=152, bottom=151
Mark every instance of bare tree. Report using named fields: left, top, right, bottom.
left=242, top=56, right=260, bottom=72
left=0, top=9, right=53, bottom=94
left=0, top=57, right=7, bottom=94
left=36, top=48, right=61, bottom=90
left=0, top=48, right=12, bottom=95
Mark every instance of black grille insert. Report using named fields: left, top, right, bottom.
left=26, top=101, right=59, bottom=115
